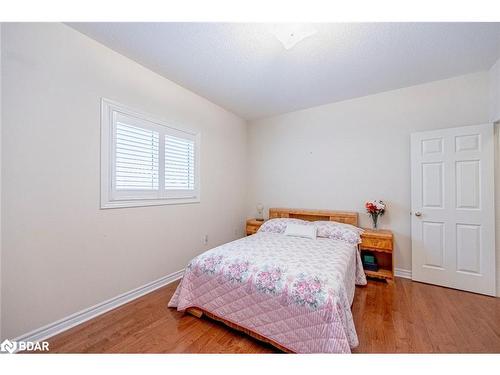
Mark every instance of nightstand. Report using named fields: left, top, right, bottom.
left=359, top=228, right=394, bottom=282
left=246, top=219, right=264, bottom=236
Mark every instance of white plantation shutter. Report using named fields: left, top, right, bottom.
left=115, top=123, right=159, bottom=190
left=165, top=135, right=195, bottom=191
left=101, top=99, right=200, bottom=208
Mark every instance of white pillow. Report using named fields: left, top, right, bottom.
left=284, top=223, right=317, bottom=239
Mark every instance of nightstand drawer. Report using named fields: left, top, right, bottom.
left=361, top=237, right=392, bottom=251
left=246, top=225, right=259, bottom=235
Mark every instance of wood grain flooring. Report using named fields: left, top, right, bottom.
left=46, top=278, right=500, bottom=353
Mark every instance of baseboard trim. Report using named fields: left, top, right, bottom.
left=13, top=269, right=184, bottom=344
left=394, top=268, right=412, bottom=279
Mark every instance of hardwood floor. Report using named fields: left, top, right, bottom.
left=46, top=278, right=500, bottom=353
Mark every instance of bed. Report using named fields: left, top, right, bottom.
left=168, top=208, right=367, bottom=353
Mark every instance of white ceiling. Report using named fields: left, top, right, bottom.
left=68, top=23, right=500, bottom=120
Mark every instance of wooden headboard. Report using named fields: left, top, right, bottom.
left=269, top=208, right=358, bottom=226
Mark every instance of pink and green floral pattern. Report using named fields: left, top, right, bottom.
left=199, top=254, right=224, bottom=275
left=290, top=274, right=327, bottom=309
left=255, top=267, right=284, bottom=295
left=224, top=260, right=250, bottom=283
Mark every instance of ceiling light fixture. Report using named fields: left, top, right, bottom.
left=271, top=24, right=318, bottom=50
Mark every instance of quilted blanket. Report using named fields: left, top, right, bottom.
left=168, top=232, right=367, bottom=353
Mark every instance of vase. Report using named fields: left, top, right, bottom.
left=371, top=213, right=379, bottom=229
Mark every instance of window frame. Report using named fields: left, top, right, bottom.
left=101, top=98, right=201, bottom=209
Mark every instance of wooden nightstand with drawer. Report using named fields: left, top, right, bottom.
left=246, top=219, right=264, bottom=235
left=359, top=228, right=394, bottom=282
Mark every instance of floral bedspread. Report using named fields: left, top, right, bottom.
left=168, top=232, right=367, bottom=353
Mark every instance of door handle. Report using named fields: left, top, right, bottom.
left=414, top=211, right=422, bottom=217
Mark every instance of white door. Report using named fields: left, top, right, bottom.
left=411, top=124, right=496, bottom=296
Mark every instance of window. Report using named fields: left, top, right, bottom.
left=164, top=134, right=195, bottom=192
left=115, top=120, right=159, bottom=192
left=101, top=99, right=200, bottom=208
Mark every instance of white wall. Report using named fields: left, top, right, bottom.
left=247, top=72, right=491, bottom=276
left=490, top=58, right=500, bottom=122
left=1, top=23, right=248, bottom=339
